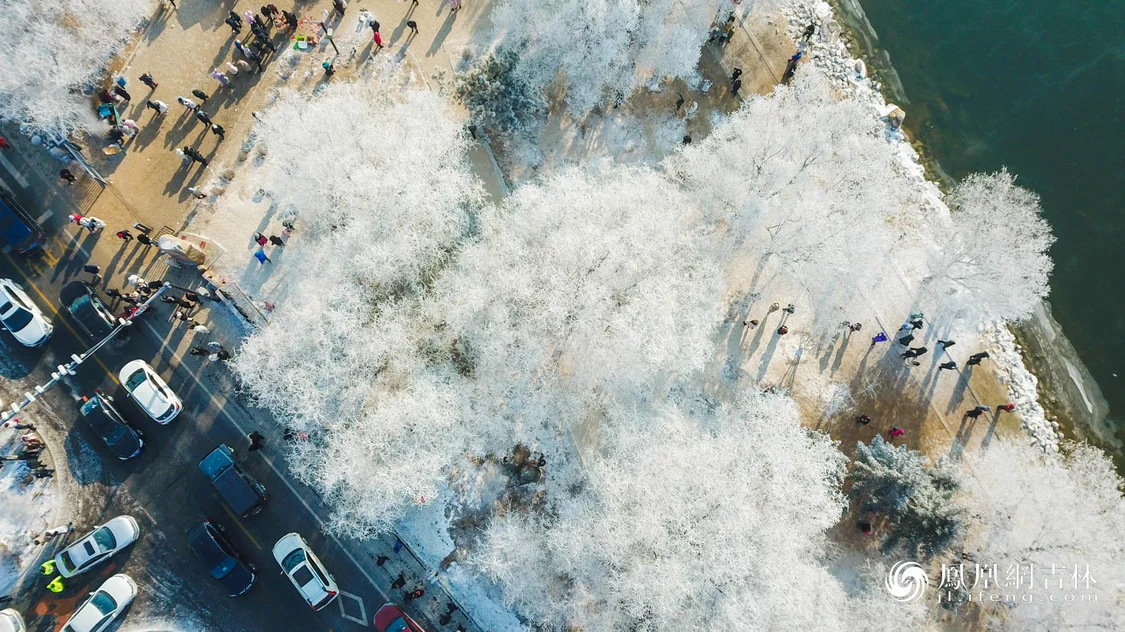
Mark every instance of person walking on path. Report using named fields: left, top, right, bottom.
left=939, top=361, right=958, bottom=371
left=191, top=323, right=211, bottom=334
left=334, top=0, right=348, bottom=15
left=188, top=346, right=208, bottom=356
left=897, top=333, right=915, bottom=346
left=965, top=406, right=992, bottom=419
left=182, top=146, right=208, bottom=166
left=998, top=403, right=1016, bottom=413
left=59, top=169, right=77, bottom=184
left=225, top=15, right=242, bottom=34
left=268, top=235, right=284, bottom=247
left=855, top=415, right=871, bottom=425
left=186, top=187, right=207, bottom=200
left=229, top=10, right=243, bottom=25
left=177, top=96, right=198, bottom=111
left=252, top=232, right=268, bottom=247
left=254, top=249, right=271, bottom=265
left=136, top=233, right=154, bottom=247
left=406, top=20, right=419, bottom=35
left=112, top=84, right=131, bottom=102
left=146, top=99, right=168, bottom=116
left=901, top=346, right=927, bottom=359
left=448, top=0, right=462, bottom=11
left=248, top=431, right=265, bottom=451
left=283, top=9, right=298, bottom=31
left=937, top=339, right=955, bottom=349
left=139, top=73, right=158, bottom=89
left=373, top=29, right=383, bottom=50
left=776, top=325, right=788, bottom=336
left=115, top=229, right=133, bottom=243
left=195, top=110, right=212, bottom=126
left=888, top=427, right=905, bottom=438
left=966, top=351, right=990, bottom=365
left=191, top=89, right=210, bottom=103
left=871, top=331, right=888, bottom=346
left=211, top=69, right=232, bottom=88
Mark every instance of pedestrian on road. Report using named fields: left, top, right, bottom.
left=251, top=23, right=268, bottom=41
left=83, top=264, right=100, bottom=275
left=211, top=69, right=232, bottom=87
left=405, top=586, right=424, bottom=602
left=186, top=187, right=207, bottom=200
left=59, top=169, right=77, bottom=184
left=177, top=96, right=198, bottom=111
left=998, top=403, right=1016, bottom=412
left=269, top=235, right=284, bottom=247
left=937, top=339, right=955, bottom=349
left=224, top=62, right=240, bottom=78
left=229, top=10, right=243, bottom=25
left=897, top=333, right=914, bottom=346
left=175, top=148, right=190, bottom=164
left=283, top=10, right=298, bottom=31
left=731, top=78, right=742, bottom=95
left=448, top=0, right=462, bottom=11
left=333, top=0, right=347, bottom=15
left=248, top=431, right=265, bottom=451
left=871, top=331, right=888, bottom=346
left=0, top=137, right=8, bottom=149
left=127, top=274, right=146, bottom=288
left=253, top=249, right=271, bottom=265
left=140, top=73, right=158, bottom=89
left=732, top=67, right=743, bottom=82
left=406, top=19, right=418, bottom=35
left=966, top=352, right=990, bottom=366
left=901, top=348, right=920, bottom=359
left=390, top=573, right=406, bottom=589
left=322, top=61, right=335, bottom=77
left=105, top=288, right=123, bottom=300
left=188, top=347, right=208, bottom=356
left=939, top=361, right=957, bottom=370
left=369, top=19, right=380, bottom=34
left=244, top=10, right=257, bottom=25
left=252, top=232, right=268, bottom=246
left=855, top=414, right=871, bottom=425
left=782, top=303, right=795, bottom=314
left=226, top=15, right=242, bottom=34
left=191, top=89, right=210, bottom=103
left=146, top=99, right=168, bottom=115
left=373, top=30, right=383, bottom=50
left=195, top=110, right=212, bottom=126
left=888, top=426, right=905, bottom=438
left=965, top=407, right=986, bottom=419
left=259, top=37, right=277, bottom=54
left=210, top=123, right=225, bottom=139
left=43, top=523, right=73, bottom=538
left=776, top=325, right=788, bottom=336
left=1, top=419, right=34, bottom=430
left=112, top=84, right=131, bottom=102
left=212, top=349, right=230, bottom=361
left=191, top=324, right=211, bottom=334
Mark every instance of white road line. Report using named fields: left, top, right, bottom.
left=36, top=210, right=53, bottom=224
left=137, top=505, right=157, bottom=525
left=337, top=590, right=369, bottom=626
left=137, top=318, right=390, bottom=606
left=0, top=151, right=30, bottom=188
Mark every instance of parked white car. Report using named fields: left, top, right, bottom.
left=0, top=278, right=51, bottom=346
left=0, top=608, right=26, bottom=632
left=60, top=574, right=137, bottom=632
left=272, top=533, right=339, bottom=611
left=119, top=360, right=182, bottom=423
left=55, top=516, right=141, bottom=578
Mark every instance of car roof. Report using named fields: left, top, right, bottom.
left=64, top=591, right=111, bottom=631
left=61, top=282, right=115, bottom=338
left=186, top=522, right=233, bottom=570
left=199, top=444, right=235, bottom=478
left=81, top=396, right=126, bottom=433
left=0, top=194, right=37, bottom=249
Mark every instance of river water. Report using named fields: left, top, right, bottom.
left=842, top=0, right=1125, bottom=427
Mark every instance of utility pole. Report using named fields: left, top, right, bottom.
left=0, top=284, right=170, bottom=423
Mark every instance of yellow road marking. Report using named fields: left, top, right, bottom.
left=1, top=249, right=121, bottom=386
left=221, top=503, right=262, bottom=550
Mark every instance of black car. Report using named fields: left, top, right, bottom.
left=79, top=391, right=143, bottom=460
left=60, top=281, right=117, bottom=341
left=198, top=444, right=268, bottom=518
left=0, top=189, right=43, bottom=255
left=185, top=520, right=256, bottom=597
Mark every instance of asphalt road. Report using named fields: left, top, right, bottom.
left=0, top=147, right=393, bottom=631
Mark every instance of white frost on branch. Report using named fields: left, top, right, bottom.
left=491, top=0, right=725, bottom=113
left=960, top=440, right=1125, bottom=630
left=437, top=167, right=726, bottom=443
left=0, top=0, right=156, bottom=135
left=919, top=169, right=1054, bottom=325
left=667, top=74, right=922, bottom=332
left=230, top=79, right=483, bottom=534
left=477, top=389, right=852, bottom=630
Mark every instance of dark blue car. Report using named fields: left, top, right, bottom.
left=0, top=189, right=43, bottom=255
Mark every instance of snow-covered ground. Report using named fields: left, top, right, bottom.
left=0, top=428, right=56, bottom=594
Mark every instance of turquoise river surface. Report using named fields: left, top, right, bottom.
left=850, top=0, right=1125, bottom=425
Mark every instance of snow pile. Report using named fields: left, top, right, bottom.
left=0, top=432, right=55, bottom=593
left=981, top=323, right=1062, bottom=452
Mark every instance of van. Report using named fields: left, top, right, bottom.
left=198, top=444, right=268, bottom=518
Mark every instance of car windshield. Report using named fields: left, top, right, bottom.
left=0, top=304, right=31, bottom=331
left=147, top=371, right=170, bottom=398
left=281, top=548, right=306, bottom=573
left=125, top=369, right=148, bottom=391
left=59, top=550, right=75, bottom=572
left=308, top=559, right=330, bottom=587
left=385, top=619, right=409, bottom=632
left=90, top=590, right=118, bottom=615
left=92, top=526, right=117, bottom=551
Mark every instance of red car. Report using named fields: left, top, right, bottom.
left=374, top=603, right=426, bottom=632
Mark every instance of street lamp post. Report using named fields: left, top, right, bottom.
left=0, top=283, right=171, bottom=423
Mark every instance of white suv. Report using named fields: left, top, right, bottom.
left=272, top=533, right=339, bottom=610
left=55, top=516, right=140, bottom=578
left=60, top=574, right=137, bottom=632
left=0, top=278, right=51, bottom=346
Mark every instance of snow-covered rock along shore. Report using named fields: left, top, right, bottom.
left=781, top=0, right=1062, bottom=452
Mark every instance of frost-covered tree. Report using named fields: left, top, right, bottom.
left=477, top=389, right=851, bottom=630
left=491, top=0, right=725, bottom=113
left=230, top=79, right=484, bottom=534
left=0, top=0, right=156, bottom=135
left=436, top=167, right=725, bottom=442
left=456, top=51, right=544, bottom=137
left=850, top=435, right=965, bottom=560
left=959, top=440, right=1125, bottom=630
left=667, top=74, right=922, bottom=332
left=919, top=170, right=1054, bottom=325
